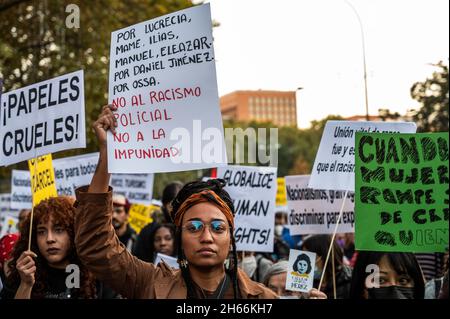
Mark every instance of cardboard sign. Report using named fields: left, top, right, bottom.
left=107, top=4, right=227, bottom=173
left=11, top=170, right=33, bottom=210
left=0, top=193, right=13, bottom=214
left=217, top=165, right=277, bottom=252
left=28, top=154, right=58, bottom=207
left=0, top=70, right=86, bottom=166
left=11, top=153, right=155, bottom=208
left=308, top=121, right=417, bottom=191
left=276, top=177, right=288, bottom=208
left=110, top=174, right=154, bottom=205
left=355, top=132, right=449, bottom=253
left=53, top=152, right=99, bottom=196
left=128, top=204, right=155, bottom=234
left=55, top=153, right=154, bottom=203
left=286, top=249, right=316, bottom=293
left=285, top=175, right=355, bottom=235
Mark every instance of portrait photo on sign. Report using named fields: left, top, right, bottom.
left=286, top=249, right=316, bottom=293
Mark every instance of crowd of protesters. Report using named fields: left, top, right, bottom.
left=0, top=104, right=447, bottom=300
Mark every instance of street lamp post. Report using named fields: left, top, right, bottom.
left=344, top=0, right=370, bottom=121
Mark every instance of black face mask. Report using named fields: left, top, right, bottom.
left=367, top=286, right=415, bottom=299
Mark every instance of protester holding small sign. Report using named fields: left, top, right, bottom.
left=262, top=261, right=302, bottom=299
left=0, top=197, right=98, bottom=299
left=349, top=251, right=425, bottom=299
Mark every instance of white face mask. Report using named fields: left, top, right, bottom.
left=275, top=225, right=284, bottom=237
left=240, top=256, right=257, bottom=278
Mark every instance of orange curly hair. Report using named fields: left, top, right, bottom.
left=8, top=196, right=97, bottom=299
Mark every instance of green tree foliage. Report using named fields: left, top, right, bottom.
left=410, top=61, right=449, bottom=132
left=377, top=61, right=449, bottom=132
left=378, top=108, right=401, bottom=121
left=0, top=0, right=193, bottom=191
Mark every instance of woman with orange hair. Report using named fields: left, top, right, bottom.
left=0, top=197, right=97, bottom=299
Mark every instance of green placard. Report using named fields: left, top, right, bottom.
left=355, top=132, right=449, bottom=253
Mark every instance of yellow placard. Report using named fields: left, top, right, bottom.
left=28, top=154, right=58, bottom=207
left=128, top=204, right=155, bottom=234
left=276, top=177, right=287, bottom=207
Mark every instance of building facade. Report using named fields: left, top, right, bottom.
left=220, top=90, right=297, bottom=127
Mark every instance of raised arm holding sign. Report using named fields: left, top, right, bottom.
left=73, top=5, right=295, bottom=299
left=75, top=105, right=277, bottom=299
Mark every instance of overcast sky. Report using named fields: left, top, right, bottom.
left=205, top=0, right=449, bottom=128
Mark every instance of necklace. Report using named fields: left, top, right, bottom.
left=199, top=274, right=229, bottom=299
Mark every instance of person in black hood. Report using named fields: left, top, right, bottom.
left=350, top=251, right=425, bottom=299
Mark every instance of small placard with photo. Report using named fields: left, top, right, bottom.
left=286, top=249, right=316, bottom=293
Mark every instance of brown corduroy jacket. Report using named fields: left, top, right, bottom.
left=74, top=186, right=277, bottom=299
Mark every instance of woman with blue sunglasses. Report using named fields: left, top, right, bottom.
left=72, top=104, right=326, bottom=299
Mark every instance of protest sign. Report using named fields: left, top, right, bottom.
left=155, top=253, right=179, bottom=269
left=108, top=4, right=227, bottom=173
left=286, top=249, right=316, bottom=293
left=28, top=154, right=58, bottom=207
left=0, top=213, right=19, bottom=239
left=0, top=78, right=3, bottom=118
left=10, top=152, right=97, bottom=209
left=11, top=170, right=32, bottom=210
left=110, top=174, right=154, bottom=205
left=355, top=132, right=449, bottom=253
left=0, top=193, right=12, bottom=214
left=276, top=177, right=287, bottom=208
left=217, top=165, right=277, bottom=252
left=53, top=152, right=99, bottom=196
left=11, top=153, right=154, bottom=208
left=308, top=121, right=417, bottom=191
left=285, top=175, right=355, bottom=235
left=128, top=204, right=155, bottom=234
left=0, top=70, right=85, bottom=166
left=55, top=153, right=154, bottom=202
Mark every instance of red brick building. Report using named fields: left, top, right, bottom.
left=220, top=90, right=297, bottom=127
